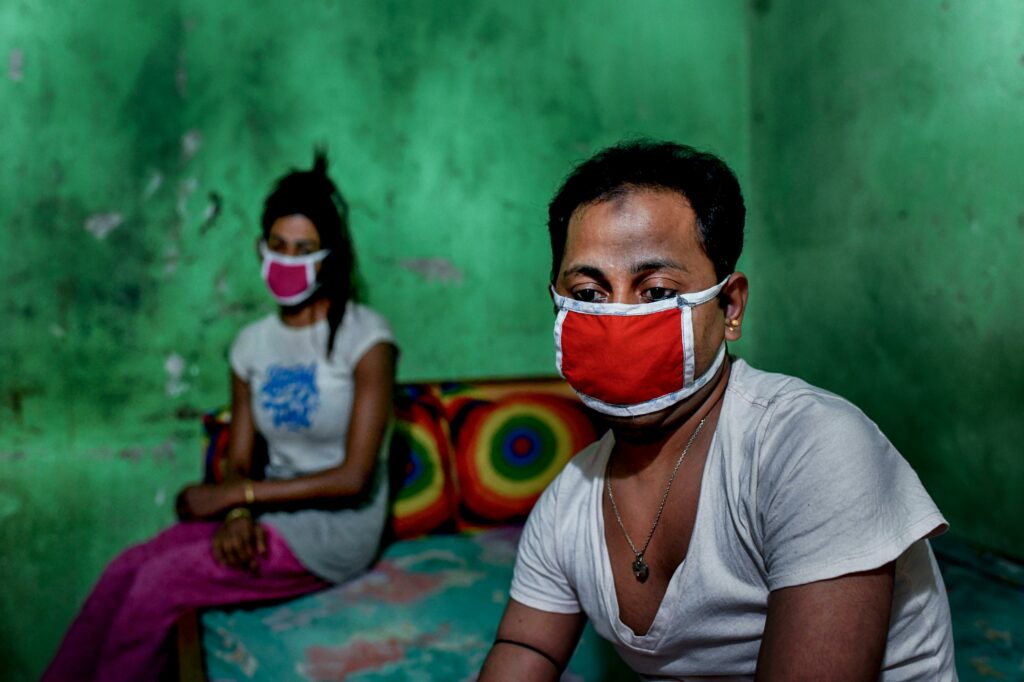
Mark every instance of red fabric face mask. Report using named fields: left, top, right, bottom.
left=259, top=242, right=330, bottom=306
left=552, top=278, right=728, bottom=417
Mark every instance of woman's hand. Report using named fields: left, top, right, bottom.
left=176, top=483, right=238, bottom=520
left=213, top=512, right=267, bottom=574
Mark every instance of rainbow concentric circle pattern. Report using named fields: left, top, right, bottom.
left=452, top=393, right=599, bottom=522
left=389, top=400, right=453, bottom=538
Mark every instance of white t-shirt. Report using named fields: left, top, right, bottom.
left=229, top=303, right=396, bottom=582
left=510, top=359, right=956, bottom=681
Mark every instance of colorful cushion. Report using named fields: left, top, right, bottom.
left=442, top=381, right=602, bottom=529
left=388, top=386, right=457, bottom=539
left=202, top=408, right=232, bottom=484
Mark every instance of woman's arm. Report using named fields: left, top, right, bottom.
left=224, top=370, right=256, bottom=480
left=177, top=341, right=396, bottom=519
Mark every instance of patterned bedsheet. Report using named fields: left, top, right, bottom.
left=202, top=528, right=1024, bottom=680
left=202, top=526, right=631, bottom=681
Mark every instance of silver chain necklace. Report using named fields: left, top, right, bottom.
left=606, top=416, right=708, bottom=583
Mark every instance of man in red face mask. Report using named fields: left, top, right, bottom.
left=480, top=142, right=956, bottom=681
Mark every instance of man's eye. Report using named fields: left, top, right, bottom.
left=573, top=289, right=606, bottom=303
left=643, top=287, right=676, bottom=302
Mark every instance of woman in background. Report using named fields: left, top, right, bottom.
left=44, top=152, right=397, bottom=681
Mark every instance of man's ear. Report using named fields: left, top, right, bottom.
left=722, top=272, right=749, bottom=342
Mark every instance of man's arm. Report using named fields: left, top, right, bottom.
left=755, top=562, right=895, bottom=681
left=479, top=599, right=587, bottom=682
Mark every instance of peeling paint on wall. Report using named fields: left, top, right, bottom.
left=84, top=212, right=123, bottom=240
left=164, top=353, right=188, bottom=397
left=176, top=177, right=198, bottom=221
left=181, top=129, right=202, bottom=161
left=143, top=171, right=164, bottom=199
left=163, top=245, right=180, bottom=276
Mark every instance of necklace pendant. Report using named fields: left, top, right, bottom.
left=632, top=555, right=649, bottom=583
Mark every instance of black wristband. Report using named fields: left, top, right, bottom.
left=493, top=638, right=563, bottom=672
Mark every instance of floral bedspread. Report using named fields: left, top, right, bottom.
left=202, top=526, right=630, bottom=681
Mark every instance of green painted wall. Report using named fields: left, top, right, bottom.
left=0, top=1, right=750, bottom=679
left=745, top=1, right=1024, bottom=558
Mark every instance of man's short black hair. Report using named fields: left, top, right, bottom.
left=547, top=140, right=745, bottom=281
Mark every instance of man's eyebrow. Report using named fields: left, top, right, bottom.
left=631, top=259, right=688, bottom=275
left=561, top=264, right=607, bottom=280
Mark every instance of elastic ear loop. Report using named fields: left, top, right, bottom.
left=492, top=638, right=564, bottom=672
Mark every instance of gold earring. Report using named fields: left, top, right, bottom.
left=728, top=319, right=740, bottom=329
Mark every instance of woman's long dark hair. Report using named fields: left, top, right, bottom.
left=261, top=150, right=356, bottom=358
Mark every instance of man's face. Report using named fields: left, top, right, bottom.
left=553, top=188, right=730, bottom=429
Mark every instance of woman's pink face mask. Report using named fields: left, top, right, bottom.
left=259, top=241, right=330, bottom=306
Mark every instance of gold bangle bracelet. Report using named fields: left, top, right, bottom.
left=243, top=479, right=256, bottom=506
left=224, top=507, right=252, bottom=524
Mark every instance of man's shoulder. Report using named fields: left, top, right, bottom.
left=725, top=358, right=886, bottom=462
left=728, top=358, right=864, bottom=420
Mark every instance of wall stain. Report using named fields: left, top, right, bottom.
left=152, top=438, right=176, bottom=461
left=200, top=192, right=223, bottom=234
left=176, top=177, right=199, bottom=227
left=164, top=353, right=188, bottom=397
left=117, top=446, right=145, bottom=462
left=176, top=47, right=188, bottom=98
left=163, top=245, right=180, bottom=276
left=8, top=48, right=23, bottom=81
left=6, top=386, right=41, bottom=427
left=181, top=129, right=202, bottom=161
left=173, top=404, right=204, bottom=420
left=398, top=258, right=464, bottom=284
left=143, top=170, right=164, bottom=199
